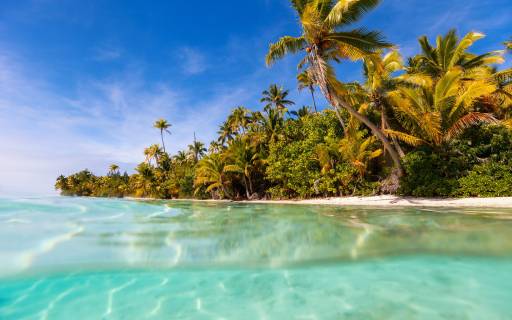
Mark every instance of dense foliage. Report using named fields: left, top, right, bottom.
left=56, top=0, right=512, bottom=199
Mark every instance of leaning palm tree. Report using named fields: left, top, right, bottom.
left=297, top=70, right=318, bottom=112
left=266, top=0, right=403, bottom=178
left=153, top=119, right=172, bottom=152
left=261, top=84, right=295, bottom=115
left=386, top=69, right=498, bottom=147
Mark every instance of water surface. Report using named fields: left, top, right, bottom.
left=0, top=197, right=511, bottom=319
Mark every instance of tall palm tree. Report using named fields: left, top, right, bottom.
left=153, top=119, right=172, bottom=152
left=386, top=69, right=498, bottom=147
left=188, top=133, right=207, bottom=163
left=297, top=70, right=318, bottom=112
left=266, top=0, right=403, bottom=177
left=261, top=84, right=295, bottom=115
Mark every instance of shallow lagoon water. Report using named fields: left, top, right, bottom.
left=0, top=197, right=511, bottom=319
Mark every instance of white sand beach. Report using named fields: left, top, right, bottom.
left=243, top=196, right=512, bottom=208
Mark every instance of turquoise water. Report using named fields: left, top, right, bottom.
left=0, top=198, right=511, bottom=319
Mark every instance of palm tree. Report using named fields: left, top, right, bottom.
left=340, top=107, right=383, bottom=178
left=55, top=175, right=68, bottom=193
left=386, top=69, right=498, bottom=147
left=260, top=107, right=284, bottom=144
left=195, top=154, right=232, bottom=199
left=144, top=144, right=163, bottom=165
left=134, top=163, right=156, bottom=197
left=208, top=141, right=224, bottom=154
left=108, top=164, right=120, bottom=176
left=224, top=137, right=258, bottom=198
left=265, top=0, right=403, bottom=178
left=218, top=121, right=234, bottom=144
left=362, top=50, right=406, bottom=157
left=408, top=30, right=504, bottom=78
left=154, top=119, right=172, bottom=152
left=261, top=84, right=295, bottom=115
left=173, top=150, right=189, bottom=165
left=290, top=106, right=312, bottom=119
left=188, top=133, right=207, bottom=163
left=297, top=70, right=318, bottom=112
left=227, top=106, right=251, bottom=134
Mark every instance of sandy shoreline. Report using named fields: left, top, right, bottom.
left=129, top=196, right=512, bottom=208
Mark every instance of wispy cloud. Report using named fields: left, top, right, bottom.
left=93, top=45, right=122, bottom=61
left=0, top=46, right=258, bottom=195
left=177, top=47, right=208, bottom=75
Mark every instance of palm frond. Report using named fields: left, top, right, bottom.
left=266, top=36, right=306, bottom=66
left=445, top=112, right=497, bottom=141
left=384, top=129, right=426, bottom=146
left=324, top=0, right=380, bottom=28
left=449, top=31, right=485, bottom=68
left=327, top=29, right=392, bottom=59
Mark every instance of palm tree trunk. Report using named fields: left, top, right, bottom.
left=333, top=105, right=346, bottom=130
left=220, top=177, right=232, bottom=200
left=160, top=130, right=166, bottom=153
left=381, top=110, right=405, bottom=158
left=310, top=52, right=403, bottom=178
left=310, top=86, right=318, bottom=113
left=242, top=176, right=250, bottom=199
left=247, top=174, right=254, bottom=195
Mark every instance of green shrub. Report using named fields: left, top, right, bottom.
left=457, top=162, right=512, bottom=197
left=399, top=150, right=464, bottom=197
left=266, top=112, right=342, bottom=199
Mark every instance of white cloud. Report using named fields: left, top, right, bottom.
left=177, top=47, right=208, bottom=75
left=0, top=47, right=255, bottom=195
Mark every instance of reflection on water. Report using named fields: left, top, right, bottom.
left=0, top=197, right=512, bottom=319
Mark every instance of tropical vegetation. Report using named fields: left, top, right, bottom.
left=56, top=0, right=512, bottom=199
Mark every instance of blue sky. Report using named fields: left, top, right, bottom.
left=0, top=0, right=510, bottom=195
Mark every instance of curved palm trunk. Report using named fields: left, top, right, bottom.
left=310, top=52, right=403, bottom=178
left=381, top=110, right=405, bottom=158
